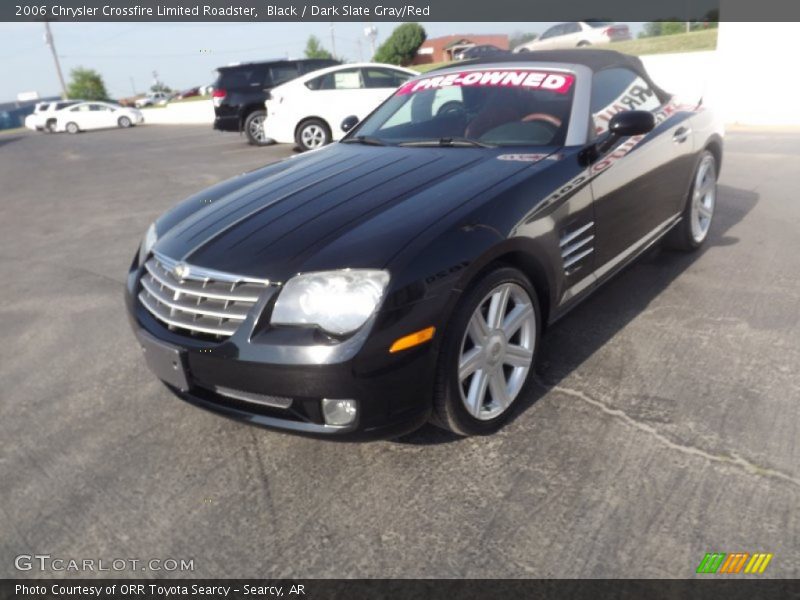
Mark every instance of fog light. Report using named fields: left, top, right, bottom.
left=321, top=398, right=357, bottom=426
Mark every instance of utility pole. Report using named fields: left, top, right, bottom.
left=329, top=23, right=337, bottom=59
left=130, top=77, right=136, bottom=95
left=43, top=22, right=68, bottom=99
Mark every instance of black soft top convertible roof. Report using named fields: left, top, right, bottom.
left=447, top=49, right=670, bottom=101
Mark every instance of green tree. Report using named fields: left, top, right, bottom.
left=66, top=67, right=109, bottom=100
left=509, top=31, right=538, bottom=49
left=304, top=35, right=333, bottom=59
left=373, top=23, right=427, bottom=66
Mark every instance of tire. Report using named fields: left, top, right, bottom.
left=65, top=122, right=79, bottom=134
left=432, top=266, right=541, bottom=436
left=295, top=118, right=331, bottom=152
left=44, top=119, right=56, bottom=133
left=577, top=41, right=591, bottom=47
left=243, top=110, right=269, bottom=146
left=666, top=150, right=717, bottom=251
left=118, top=116, right=132, bottom=128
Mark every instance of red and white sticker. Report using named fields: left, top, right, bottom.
left=396, top=70, right=575, bottom=96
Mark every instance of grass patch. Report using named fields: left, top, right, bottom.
left=0, top=127, right=27, bottom=135
left=612, top=28, right=717, bottom=56
left=413, top=29, right=718, bottom=74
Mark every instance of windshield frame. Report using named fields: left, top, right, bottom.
left=345, top=62, right=592, bottom=148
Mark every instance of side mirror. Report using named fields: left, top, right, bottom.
left=341, top=115, right=359, bottom=133
left=608, top=110, right=655, bottom=137
left=592, top=110, right=655, bottom=156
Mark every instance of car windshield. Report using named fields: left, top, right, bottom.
left=352, top=68, right=575, bottom=147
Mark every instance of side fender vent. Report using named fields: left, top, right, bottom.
left=560, top=221, right=594, bottom=275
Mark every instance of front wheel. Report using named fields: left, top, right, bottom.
left=244, top=110, right=269, bottom=146
left=432, top=267, right=540, bottom=436
left=295, top=118, right=331, bottom=152
left=666, top=150, right=717, bottom=251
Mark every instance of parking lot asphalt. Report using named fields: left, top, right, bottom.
left=1, top=125, right=798, bottom=578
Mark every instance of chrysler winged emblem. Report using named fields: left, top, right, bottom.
left=173, top=263, right=190, bottom=280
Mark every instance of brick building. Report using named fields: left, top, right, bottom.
left=412, top=34, right=510, bottom=65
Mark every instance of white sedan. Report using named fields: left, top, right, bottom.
left=514, top=22, right=631, bottom=52
left=263, top=62, right=417, bottom=151
left=54, top=101, right=144, bottom=134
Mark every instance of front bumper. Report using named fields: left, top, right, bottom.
left=125, top=261, right=439, bottom=440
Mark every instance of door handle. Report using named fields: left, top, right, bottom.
left=673, top=126, right=691, bottom=143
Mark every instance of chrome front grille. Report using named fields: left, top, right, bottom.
left=560, top=221, right=595, bottom=273
left=138, top=252, right=272, bottom=338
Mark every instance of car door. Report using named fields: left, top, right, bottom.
left=589, top=67, right=695, bottom=274
left=535, top=24, right=563, bottom=50
left=557, top=22, right=583, bottom=48
left=66, top=104, right=93, bottom=129
left=91, top=104, right=117, bottom=128
left=306, top=67, right=369, bottom=139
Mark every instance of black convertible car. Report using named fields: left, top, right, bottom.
left=127, top=50, right=723, bottom=439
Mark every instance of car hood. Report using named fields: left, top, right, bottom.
left=153, top=143, right=560, bottom=282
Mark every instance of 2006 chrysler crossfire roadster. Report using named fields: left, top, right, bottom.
left=126, top=50, right=723, bottom=439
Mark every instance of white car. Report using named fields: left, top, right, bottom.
left=54, top=101, right=144, bottom=134
left=514, top=22, right=631, bottom=52
left=134, top=92, right=170, bottom=108
left=263, top=62, right=417, bottom=151
left=24, top=100, right=80, bottom=132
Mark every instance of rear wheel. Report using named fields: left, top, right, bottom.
left=244, top=110, right=269, bottom=146
left=577, top=41, right=592, bottom=47
left=118, top=116, right=132, bottom=128
left=295, top=118, right=331, bottom=152
left=666, top=150, right=717, bottom=251
left=65, top=122, right=79, bottom=134
left=44, top=119, right=56, bottom=133
left=432, top=267, right=540, bottom=436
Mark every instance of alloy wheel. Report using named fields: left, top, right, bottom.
left=300, top=124, right=326, bottom=149
left=690, top=154, right=716, bottom=243
left=458, top=282, right=536, bottom=420
left=248, top=115, right=266, bottom=143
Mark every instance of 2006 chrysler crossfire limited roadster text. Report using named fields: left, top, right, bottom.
left=126, top=50, right=723, bottom=439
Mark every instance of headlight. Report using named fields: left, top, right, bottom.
left=271, top=270, right=390, bottom=336
left=138, top=222, right=157, bottom=265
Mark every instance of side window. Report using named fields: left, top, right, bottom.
left=541, top=25, right=559, bottom=39
left=591, top=68, right=662, bottom=134
left=72, top=104, right=90, bottom=112
left=332, top=68, right=363, bottom=90
left=563, top=22, right=581, bottom=34
left=362, top=68, right=411, bottom=89
left=270, top=64, right=299, bottom=87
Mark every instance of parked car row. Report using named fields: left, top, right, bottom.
left=25, top=100, right=144, bottom=134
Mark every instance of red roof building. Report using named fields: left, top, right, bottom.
left=412, top=34, right=510, bottom=65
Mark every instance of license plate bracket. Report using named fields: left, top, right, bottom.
left=137, top=330, right=190, bottom=392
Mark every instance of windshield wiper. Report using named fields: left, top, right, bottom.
left=341, top=135, right=387, bottom=146
left=398, top=137, right=495, bottom=148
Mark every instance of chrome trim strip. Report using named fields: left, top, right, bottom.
left=138, top=292, right=238, bottom=336
left=213, top=386, right=294, bottom=409
left=595, top=213, right=682, bottom=279
left=140, top=277, right=249, bottom=320
left=560, top=221, right=594, bottom=247
left=154, top=251, right=273, bottom=286
left=561, top=234, right=594, bottom=258
left=563, top=247, right=594, bottom=269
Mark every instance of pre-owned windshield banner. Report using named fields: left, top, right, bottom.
left=396, top=70, right=576, bottom=95
left=4, top=0, right=800, bottom=21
